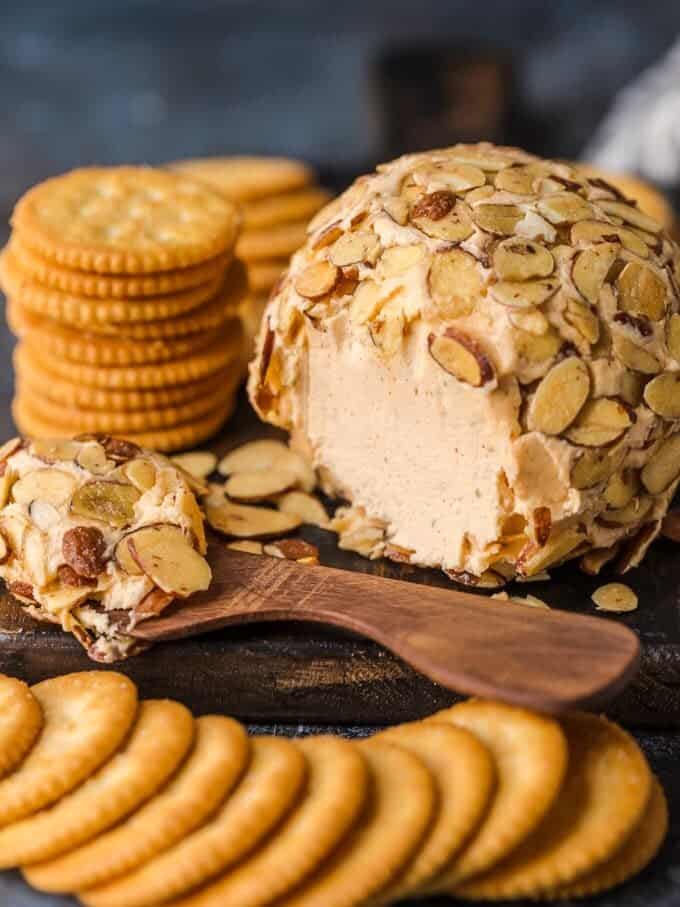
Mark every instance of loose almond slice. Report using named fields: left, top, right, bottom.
left=127, top=524, right=211, bottom=598
left=592, top=582, right=638, bottom=613
left=70, top=481, right=140, bottom=528
left=571, top=244, right=618, bottom=305
left=225, top=469, right=297, bottom=503
left=612, top=334, right=661, bottom=374
left=564, top=398, right=631, bottom=446
left=218, top=440, right=290, bottom=476
left=329, top=231, right=381, bottom=267
left=294, top=260, right=340, bottom=299
left=517, top=529, right=586, bottom=576
left=226, top=540, right=264, bottom=555
left=527, top=357, right=590, bottom=435
left=277, top=490, right=329, bottom=527
left=667, top=314, right=680, bottom=362
left=12, top=469, right=77, bottom=509
left=604, top=470, right=638, bottom=509
left=643, top=372, right=680, bottom=419
left=641, top=433, right=680, bottom=494
left=597, top=199, right=663, bottom=234
left=30, top=438, right=81, bottom=463
left=170, top=451, right=217, bottom=480
left=205, top=494, right=301, bottom=539
left=428, top=329, right=495, bottom=387
left=617, top=262, right=667, bottom=321
left=571, top=221, right=648, bottom=258
left=123, top=458, right=158, bottom=493
left=492, top=239, right=554, bottom=281
left=263, top=538, right=320, bottom=562
left=490, top=278, right=559, bottom=309
left=537, top=192, right=593, bottom=224
left=428, top=249, right=482, bottom=319
left=472, top=204, right=522, bottom=235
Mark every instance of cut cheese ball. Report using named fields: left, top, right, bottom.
left=249, top=142, right=680, bottom=582
left=0, top=435, right=210, bottom=661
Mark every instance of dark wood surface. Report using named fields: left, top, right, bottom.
left=0, top=391, right=679, bottom=727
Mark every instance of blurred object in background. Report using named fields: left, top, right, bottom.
left=373, top=44, right=518, bottom=160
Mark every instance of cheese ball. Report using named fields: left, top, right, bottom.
left=249, top=143, right=680, bottom=585
left=0, top=435, right=210, bottom=660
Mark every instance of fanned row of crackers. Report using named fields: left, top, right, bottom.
left=170, top=156, right=331, bottom=342
left=0, top=166, right=248, bottom=452
left=0, top=669, right=667, bottom=905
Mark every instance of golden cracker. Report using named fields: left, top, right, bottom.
left=549, top=777, right=667, bottom=900
left=25, top=715, right=249, bottom=894
left=0, top=700, right=194, bottom=868
left=9, top=237, right=231, bottom=298
left=164, top=734, right=368, bottom=907
left=248, top=260, right=288, bottom=293
left=12, top=167, right=240, bottom=273
left=16, top=329, right=243, bottom=389
left=14, top=345, right=237, bottom=412
left=0, top=247, right=226, bottom=324
left=13, top=395, right=237, bottom=453
left=0, top=672, right=137, bottom=828
left=0, top=675, right=43, bottom=779
left=16, top=375, right=239, bottom=433
left=455, top=711, right=653, bottom=900
left=237, top=220, right=309, bottom=262
left=274, top=739, right=435, bottom=907
left=243, top=188, right=331, bottom=230
left=425, top=700, right=568, bottom=889
left=372, top=721, right=495, bottom=902
left=8, top=302, right=218, bottom=366
left=170, top=157, right=314, bottom=202
left=82, top=735, right=307, bottom=907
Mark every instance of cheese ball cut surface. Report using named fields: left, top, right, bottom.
left=249, top=143, right=680, bottom=582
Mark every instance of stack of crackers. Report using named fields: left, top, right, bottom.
left=0, top=670, right=667, bottom=905
left=170, top=156, right=331, bottom=342
left=0, top=166, right=248, bottom=452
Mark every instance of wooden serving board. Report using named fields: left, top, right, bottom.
left=1, top=393, right=680, bottom=728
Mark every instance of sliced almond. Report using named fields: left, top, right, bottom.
left=311, top=222, right=343, bottom=250
left=604, top=470, right=638, bottom=509
left=580, top=545, right=620, bottom=576
left=41, top=585, right=91, bottom=615
left=564, top=397, right=631, bottom=446
left=382, top=197, right=409, bottom=226
left=617, top=262, right=667, bottom=321
left=428, top=249, right=482, bottom=319
left=123, top=458, right=158, bottom=493
left=597, top=199, right=662, bottom=234
left=294, top=260, right=340, bottom=299
left=370, top=314, right=404, bottom=357
left=225, top=469, right=297, bottom=503
left=472, top=204, right=522, bottom=235
left=329, top=231, right=381, bottom=267
left=641, top=432, right=680, bottom=494
left=12, top=468, right=77, bottom=509
left=571, top=243, right=618, bottom=304
left=508, top=309, right=549, bottom=335
left=449, top=148, right=516, bottom=170
left=218, top=440, right=290, bottom=476
left=0, top=514, right=27, bottom=556
left=514, top=327, right=562, bottom=364
left=612, top=334, right=660, bottom=374
left=0, top=468, right=15, bottom=509
left=378, top=244, right=424, bottom=277
left=30, top=438, right=81, bottom=462
left=227, top=540, right=264, bottom=555
left=136, top=587, right=175, bottom=618
left=445, top=569, right=507, bottom=589
left=591, top=582, right=638, bottom=613
left=0, top=438, right=22, bottom=463
left=76, top=443, right=115, bottom=476
left=0, top=533, right=9, bottom=565
left=170, top=451, right=217, bottom=480
left=263, top=538, right=320, bottom=562
left=415, top=162, right=486, bottom=193
left=28, top=499, right=60, bottom=531
left=492, top=238, right=554, bottom=282
left=527, top=357, right=590, bottom=435
left=350, top=280, right=384, bottom=325
left=411, top=199, right=474, bottom=242
left=536, top=192, right=593, bottom=224
left=667, top=314, right=680, bottom=362
left=571, top=221, right=648, bottom=258
left=465, top=185, right=495, bottom=204
left=177, top=485, right=207, bottom=555
left=643, top=372, right=680, bottom=419
left=564, top=297, right=601, bottom=345
left=428, top=328, right=495, bottom=387
left=70, top=481, right=140, bottom=528
left=277, top=490, right=329, bottom=528
left=115, top=533, right=144, bottom=576
left=384, top=543, right=415, bottom=564
left=599, top=496, right=652, bottom=527
left=204, top=494, right=302, bottom=539
left=517, top=529, right=585, bottom=576
left=127, top=524, right=211, bottom=598
left=23, top=527, right=49, bottom=588
left=490, top=278, right=559, bottom=308
left=571, top=444, right=626, bottom=490
left=494, top=165, right=538, bottom=195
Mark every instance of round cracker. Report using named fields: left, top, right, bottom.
left=12, top=167, right=240, bottom=273
left=373, top=721, right=495, bottom=901
left=549, top=777, right=667, bottom=900
left=243, top=188, right=331, bottom=230
left=170, top=157, right=314, bottom=203
left=0, top=247, right=227, bottom=325
left=82, top=736, right=307, bottom=907
left=9, top=237, right=231, bottom=298
left=24, top=715, right=249, bottom=894
left=237, top=221, right=309, bottom=262
left=274, top=739, right=434, bottom=907
left=248, top=259, right=288, bottom=293
left=0, top=675, right=43, bottom=779
left=164, top=734, right=368, bottom=907
left=456, top=711, right=653, bottom=900
left=0, top=672, right=137, bottom=828
left=0, top=700, right=194, bottom=868
left=425, top=700, right=568, bottom=889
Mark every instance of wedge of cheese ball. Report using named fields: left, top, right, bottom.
left=249, top=143, right=680, bottom=586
